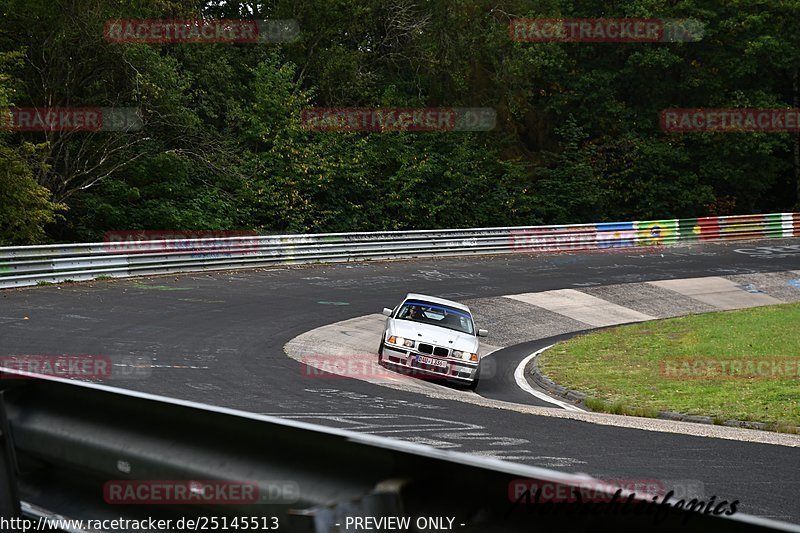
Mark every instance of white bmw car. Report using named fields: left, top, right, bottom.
left=378, top=293, right=488, bottom=390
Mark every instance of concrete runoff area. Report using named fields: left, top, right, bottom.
left=468, top=296, right=589, bottom=346
left=503, top=289, right=655, bottom=326
left=579, top=282, right=718, bottom=318
left=648, top=277, right=783, bottom=310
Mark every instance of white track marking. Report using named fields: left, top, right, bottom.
left=514, top=345, right=584, bottom=412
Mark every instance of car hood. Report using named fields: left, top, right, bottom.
left=389, top=319, right=478, bottom=352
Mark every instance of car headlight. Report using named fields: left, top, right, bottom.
left=388, top=336, right=414, bottom=348
left=453, top=350, right=478, bottom=362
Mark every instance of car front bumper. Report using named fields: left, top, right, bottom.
left=381, top=343, right=479, bottom=384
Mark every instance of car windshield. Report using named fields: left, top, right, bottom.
left=396, top=300, right=474, bottom=335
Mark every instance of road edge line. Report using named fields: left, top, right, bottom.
left=514, top=345, right=584, bottom=412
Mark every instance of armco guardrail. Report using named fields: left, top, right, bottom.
left=0, top=213, right=797, bottom=289
left=1, top=370, right=797, bottom=532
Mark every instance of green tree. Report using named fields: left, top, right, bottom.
left=0, top=50, right=63, bottom=244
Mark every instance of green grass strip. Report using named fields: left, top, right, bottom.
left=539, top=303, right=800, bottom=430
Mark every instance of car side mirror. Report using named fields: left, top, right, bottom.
left=382, top=308, right=393, bottom=317
left=477, top=329, right=488, bottom=337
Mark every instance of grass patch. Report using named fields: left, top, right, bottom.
left=584, top=397, right=659, bottom=418
left=539, top=303, right=800, bottom=428
left=36, top=279, right=77, bottom=286
left=94, top=275, right=114, bottom=281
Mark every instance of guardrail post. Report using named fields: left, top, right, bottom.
left=0, top=392, right=22, bottom=518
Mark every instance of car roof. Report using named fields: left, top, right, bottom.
left=403, top=293, right=471, bottom=313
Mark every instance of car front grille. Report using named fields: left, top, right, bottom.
left=417, top=343, right=450, bottom=358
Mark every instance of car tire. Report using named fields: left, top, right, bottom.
left=378, top=342, right=386, bottom=366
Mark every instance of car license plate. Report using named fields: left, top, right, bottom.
left=417, top=355, right=447, bottom=368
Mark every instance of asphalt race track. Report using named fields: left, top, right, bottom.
left=2, top=238, right=799, bottom=523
